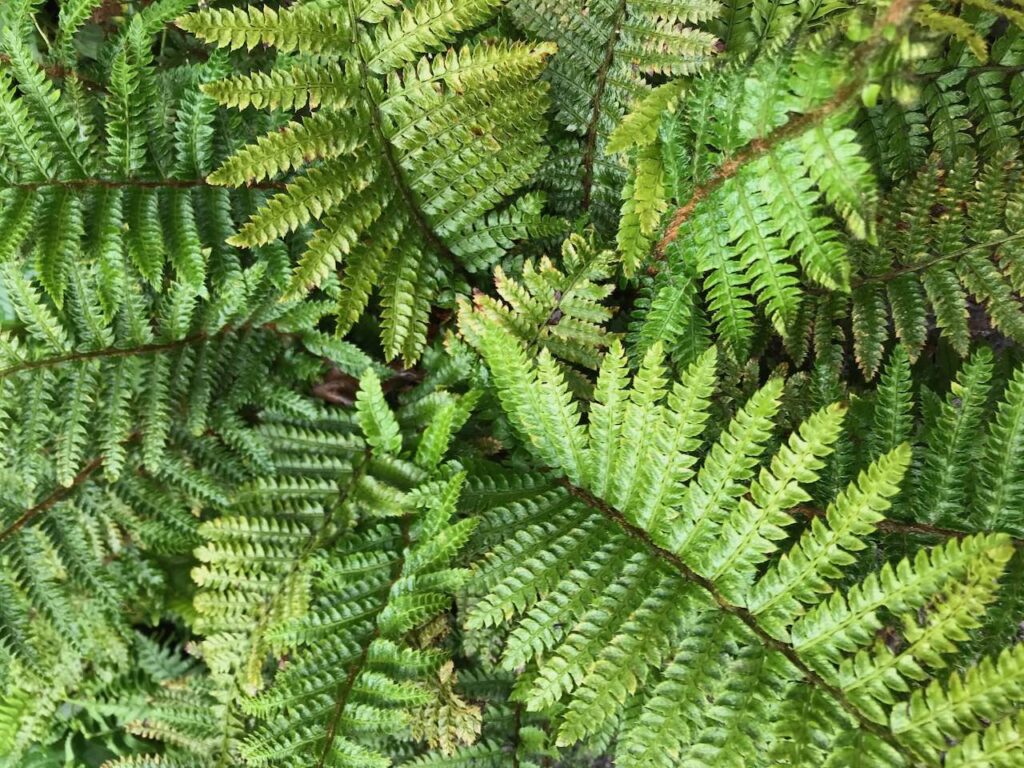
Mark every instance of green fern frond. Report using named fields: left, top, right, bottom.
left=458, top=233, right=615, bottom=393
left=466, top=317, right=1023, bottom=765
left=185, top=376, right=479, bottom=767
left=181, top=0, right=556, bottom=362
left=509, top=0, right=723, bottom=231
left=6, top=1, right=1024, bottom=766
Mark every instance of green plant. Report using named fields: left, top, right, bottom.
left=178, top=0, right=561, bottom=363
left=2, top=0, right=1024, bottom=766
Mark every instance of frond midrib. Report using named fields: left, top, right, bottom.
left=553, top=475, right=923, bottom=765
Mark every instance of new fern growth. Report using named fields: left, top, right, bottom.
left=4, top=0, right=1024, bottom=766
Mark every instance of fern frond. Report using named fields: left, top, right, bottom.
left=466, top=318, right=1023, bottom=765
left=183, top=1, right=556, bottom=362
left=509, top=0, right=722, bottom=230
left=177, top=5, right=351, bottom=54
left=458, top=233, right=615, bottom=392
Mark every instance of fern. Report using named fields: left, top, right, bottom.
left=507, top=0, right=721, bottom=233
left=178, top=0, right=558, bottom=363
left=457, top=232, right=616, bottom=394
left=466, top=318, right=1023, bottom=765
left=629, top=1, right=1024, bottom=368
left=77, top=370, right=479, bottom=768
left=7, top=1, right=1024, bottom=766
left=0, top=5, right=393, bottom=759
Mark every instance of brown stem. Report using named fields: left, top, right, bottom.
left=0, top=458, right=104, bottom=542
left=791, top=505, right=1024, bottom=548
left=212, top=448, right=369, bottom=768
left=556, top=476, right=924, bottom=765
left=1, top=333, right=211, bottom=380
left=580, top=0, right=627, bottom=212
left=315, top=442, right=396, bottom=766
left=0, top=326, right=297, bottom=542
left=793, top=232, right=1024, bottom=299
left=654, top=88, right=858, bottom=260
left=347, top=0, right=456, bottom=263
left=0, top=323, right=301, bottom=381
left=511, top=703, right=523, bottom=768
left=654, top=0, right=920, bottom=262
left=318, top=645, right=371, bottom=767
left=850, top=232, right=1024, bottom=288
left=317, top=504, right=407, bottom=767
left=0, top=431, right=144, bottom=543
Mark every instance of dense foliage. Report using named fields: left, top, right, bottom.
left=2, top=0, right=1024, bottom=766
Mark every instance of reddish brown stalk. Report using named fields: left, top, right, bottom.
left=653, top=0, right=920, bottom=263
left=0, top=430, right=143, bottom=542
left=0, top=457, right=106, bottom=542
left=0, top=323, right=298, bottom=381
left=556, top=476, right=921, bottom=764
left=792, top=505, right=1024, bottom=548
left=580, top=0, right=628, bottom=211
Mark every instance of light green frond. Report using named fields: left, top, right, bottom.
left=748, top=443, right=912, bottom=633
left=202, top=62, right=357, bottom=112
left=664, top=377, right=783, bottom=555
left=178, top=5, right=351, bottom=54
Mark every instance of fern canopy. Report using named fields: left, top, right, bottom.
left=3, top=0, right=1024, bottom=767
